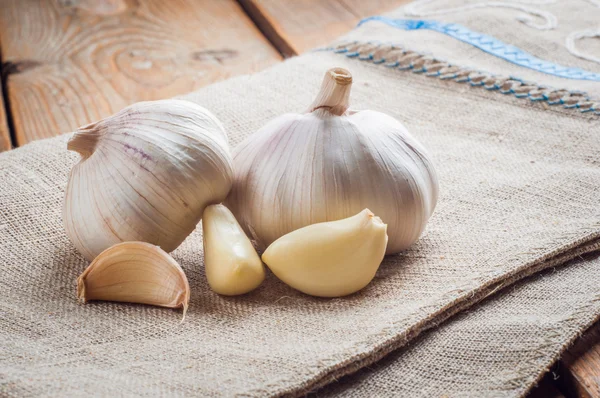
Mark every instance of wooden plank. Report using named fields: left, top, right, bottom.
left=528, top=373, right=566, bottom=398
left=238, top=0, right=412, bottom=56
left=0, top=70, right=11, bottom=151
left=0, top=0, right=281, bottom=146
left=558, top=321, right=600, bottom=398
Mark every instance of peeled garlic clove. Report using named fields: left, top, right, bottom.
left=65, top=99, right=234, bottom=261
left=262, top=209, right=388, bottom=298
left=202, top=204, right=265, bottom=295
left=227, top=68, right=438, bottom=255
left=77, top=242, right=190, bottom=315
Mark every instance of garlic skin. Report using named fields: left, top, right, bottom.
left=226, top=68, right=438, bottom=254
left=262, top=209, right=388, bottom=298
left=64, top=99, right=234, bottom=261
left=202, top=204, right=265, bottom=296
left=77, top=241, right=190, bottom=316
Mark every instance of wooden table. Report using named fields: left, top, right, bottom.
left=0, top=1, right=597, bottom=396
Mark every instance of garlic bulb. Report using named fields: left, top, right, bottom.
left=227, top=68, right=438, bottom=254
left=77, top=241, right=190, bottom=316
left=65, top=99, right=233, bottom=261
left=262, top=209, right=387, bottom=297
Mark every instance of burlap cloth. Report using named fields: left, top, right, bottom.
left=321, top=252, right=600, bottom=397
left=2, top=1, right=600, bottom=396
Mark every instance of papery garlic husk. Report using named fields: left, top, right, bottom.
left=65, top=99, right=234, bottom=261
left=226, top=68, right=438, bottom=254
left=262, top=208, right=388, bottom=297
left=77, top=241, right=190, bottom=315
left=202, top=204, right=265, bottom=296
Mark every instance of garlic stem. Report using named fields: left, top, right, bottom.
left=308, top=67, right=352, bottom=116
left=67, top=123, right=101, bottom=159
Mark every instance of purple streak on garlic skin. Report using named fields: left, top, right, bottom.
left=123, top=143, right=153, bottom=161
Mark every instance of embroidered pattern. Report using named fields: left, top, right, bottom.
left=566, top=29, right=600, bottom=65
left=357, top=17, right=600, bottom=82
left=403, top=0, right=558, bottom=30
left=320, top=40, right=599, bottom=115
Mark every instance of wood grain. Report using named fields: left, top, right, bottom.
left=558, top=321, right=600, bottom=398
left=0, top=0, right=281, bottom=145
left=0, top=71, right=11, bottom=151
left=238, top=0, right=412, bottom=56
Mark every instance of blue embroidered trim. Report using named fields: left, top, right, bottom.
left=320, top=41, right=599, bottom=115
left=357, top=17, right=600, bottom=82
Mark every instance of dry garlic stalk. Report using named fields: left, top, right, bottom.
left=227, top=68, right=438, bottom=254
left=64, top=99, right=233, bottom=261
left=77, top=242, right=190, bottom=315
left=202, top=204, right=265, bottom=295
left=262, top=209, right=388, bottom=297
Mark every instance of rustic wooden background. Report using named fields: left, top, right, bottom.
left=0, top=1, right=597, bottom=396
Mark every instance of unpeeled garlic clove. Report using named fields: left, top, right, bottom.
left=262, top=209, right=388, bottom=298
left=77, top=241, right=190, bottom=316
left=202, top=204, right=265, bottom=295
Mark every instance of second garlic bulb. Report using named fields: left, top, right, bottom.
left=64, top=100, right=234, bottom=261
left=227, top=68, right=438, bottom=254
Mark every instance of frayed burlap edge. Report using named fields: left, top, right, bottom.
left=520, top=294, right=600, bottom=396
left=314, top=251, right=600, bottom=398
left=273, top=233, right=600, bottom=397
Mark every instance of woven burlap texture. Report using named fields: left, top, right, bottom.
left=2, top=2, right=600, bottom=396
left=321, top=251, right=600, bottom=397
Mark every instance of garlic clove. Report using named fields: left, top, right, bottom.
left=64, top=99, right=234, bottom=261
left=77, top=241, right=190, bottom=316
left=262, top=209, right=388, bottom=298
left=202, top=204, right=265, bottom=295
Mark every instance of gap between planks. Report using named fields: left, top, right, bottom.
left=0, top=58, right=13, bottom=151
left=237, top=0, right=414, bottom=56
left=557, top=321, right=600, bottom=398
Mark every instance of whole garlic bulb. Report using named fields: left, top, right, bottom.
left=64, top=99, right=233, bottom=261
left=227, top=68, right=438, bottom=254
